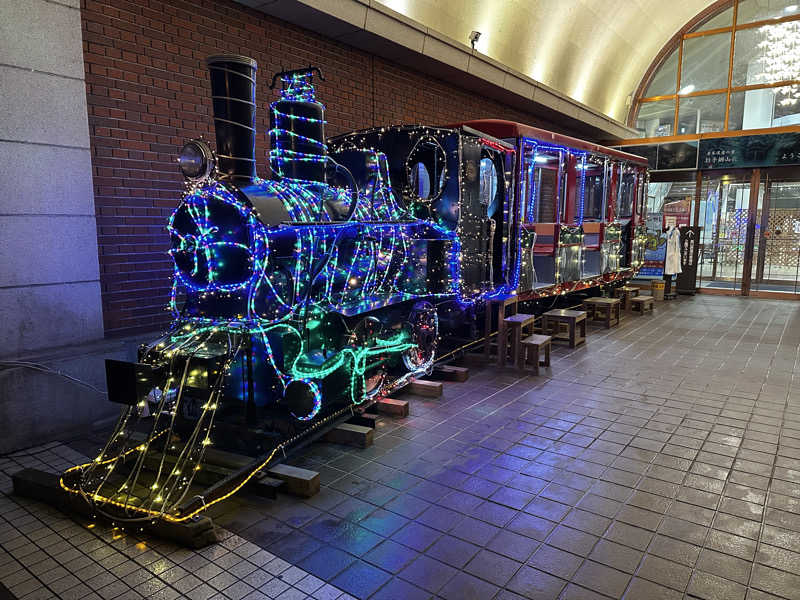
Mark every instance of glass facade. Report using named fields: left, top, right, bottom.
left=680, top=33, right=731, bottom=92
left=737, top=0, right=800, bottom=24
left=636, top=99, right=676, bottom=137
left=644, top=49, right=678, bottom=97
left=677, top=93, right=727, bottom=134
left=633, top=0, right=800, bottom=137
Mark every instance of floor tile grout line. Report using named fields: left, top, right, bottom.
left=743, top=305, right=794, bottom=598
left=0, top=449, right=348, bottom=600
left=7, top=296, right=800, bottom=599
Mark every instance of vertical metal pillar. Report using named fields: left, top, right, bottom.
left=693, top=170, right=702, bottom=226
left=741, top=168, right=761, bottom=296
left=755, top=174, right=771, bottom=284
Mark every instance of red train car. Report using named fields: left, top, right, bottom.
left=462, top=120, right=649, bottom=300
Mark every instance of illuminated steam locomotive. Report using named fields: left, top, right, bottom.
left=61, top=55, right=647, bottom=523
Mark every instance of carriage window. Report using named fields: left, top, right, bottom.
left=583, top=159, right=606, bottom=222
left=520, top=160, right=534, bottom=222
left=617, top=166, right=636, bottom=218
left=410, top=162, right=431, bottom=198
left=637, top=170, right=647, bottom=217
left=406, top=137, right=446, bottom=201
left=479, top=157, right=499, bottom=217
left=529, top=152, right=560, bottom=223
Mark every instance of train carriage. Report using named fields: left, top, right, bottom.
left=460, top=120, right=649, bottom=300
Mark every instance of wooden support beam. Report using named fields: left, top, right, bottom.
left=408, top=378, right=443, bottom=398
left=433, top=365, right=469, bottom=382
left=741, top=168, right=761, bottom=296
left=375, top=398, right=409, bottom=417
left=323, top=423, right=374, bottom=448
left=267, top=464, right=320, bottom=498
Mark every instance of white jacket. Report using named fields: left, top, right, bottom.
left=664, top=226, right=682, bottom=275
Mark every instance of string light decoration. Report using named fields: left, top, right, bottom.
left=756, top=21, right=800, bottom=107
left=59, top=55, right=649, bottom=524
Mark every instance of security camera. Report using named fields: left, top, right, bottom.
left=469, top=31, right=481, bottom=49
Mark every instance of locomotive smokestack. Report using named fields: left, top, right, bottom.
left=206, top=55, right=258, bottom=180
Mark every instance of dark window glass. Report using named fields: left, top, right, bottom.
left=618, top=167, right=636, bottom=218
left=520, top=156, right=536, bottom=223
left=582, top=160, right=606, bottom=221
left=407, top=138, right=446, bottom=200
left=410, top=162, right=430, bottom=198
left=528, top=151, right=562, bottom=223
left=657, top=142, right=699, bottom=170
left=618, top=145, right=658, bottom=169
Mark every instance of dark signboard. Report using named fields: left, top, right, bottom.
left=657, top=142, right=698, bottom=170
left=698, top=132, right=800, bottom=169
left=620, top=144, right=657, bottom=169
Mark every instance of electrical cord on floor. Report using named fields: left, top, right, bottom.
left=0, top=360, right=107, bottom=396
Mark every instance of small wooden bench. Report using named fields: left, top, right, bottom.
left=582, top=297, right=621, bottom=329
left=502, top=313, right=536, bottom=367
left=614, top=285, right=640, bottom=310
left=543, top=309, right=586, bottom=348
left=631, top=295, right=655, bottom=315
left=520, top=334, right=552, bottom=375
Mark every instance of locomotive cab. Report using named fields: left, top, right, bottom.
left=329, top=125, right=516, bottom=302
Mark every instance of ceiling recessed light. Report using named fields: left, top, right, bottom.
left=679, top=85, right=696, bottom=95
left=785, top=4, right=798, bottom=11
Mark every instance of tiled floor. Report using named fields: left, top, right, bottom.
left=4, top=294, right=800, bottom=599
left=0, top=446, right=350, bottom=599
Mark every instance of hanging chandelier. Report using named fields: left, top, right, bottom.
left=757, top=20, right=800, bottom=106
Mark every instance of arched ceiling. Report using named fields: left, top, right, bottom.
left=375, top=0, right=718, bottom=122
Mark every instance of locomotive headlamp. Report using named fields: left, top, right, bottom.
left=178, top=139, right=215, bottom=181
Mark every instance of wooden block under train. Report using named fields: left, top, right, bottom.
left=322, top=423, right=374, bottom=448
left=267, top=464, right=320, bottom=498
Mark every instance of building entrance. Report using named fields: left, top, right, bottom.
left=696, top=170, right=800, bottom=295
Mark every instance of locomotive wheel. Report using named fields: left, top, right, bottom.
left=286, top=379, right=322, bottom=421
left=348, top=316, right=386, bottom=400
left=402, top=301, right=438, bottom=373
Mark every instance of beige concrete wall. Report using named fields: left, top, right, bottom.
left=0, top=0, right=104, bottom=356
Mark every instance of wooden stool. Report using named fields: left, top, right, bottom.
left=521, top=334, right=551, bottom=375
left=582, top=297, right=621, bottom=329
left=631, top=295, right=655, bottom=315
left=502, top=313, right=536, bottom=368
left=542, top=309, right=586, bottom=348
left=614, top=285, right=640, bottom=311
left=484, top=294, right=519, bottom=359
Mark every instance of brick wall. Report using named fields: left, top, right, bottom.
left=81, top=0, right=571, bottom=335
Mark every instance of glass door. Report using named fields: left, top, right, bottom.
left=751, top=179, right=800, bottom=293
left=696, top=174, right=762, bottom=293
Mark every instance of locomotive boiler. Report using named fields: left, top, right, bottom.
left=60, top=55, right=515, bottom=523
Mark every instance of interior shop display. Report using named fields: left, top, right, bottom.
left=59, top=54, right=648, bottom=524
